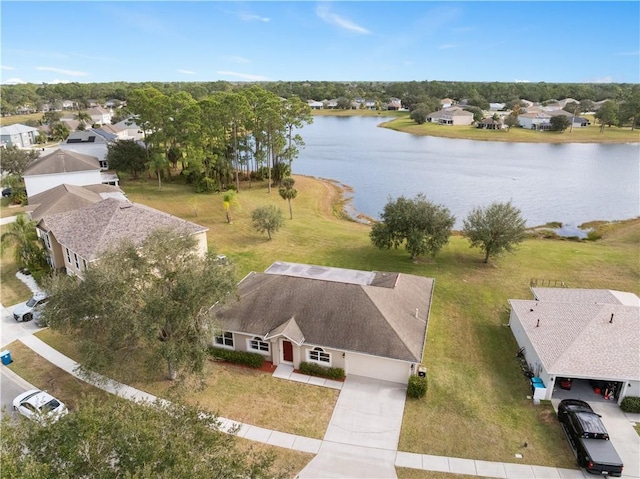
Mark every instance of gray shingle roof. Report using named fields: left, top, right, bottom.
left=24, top=149, right=100, bottom=176
left=37, top=198, right=207, bottom=260
left=28, top=184, right=126, bottom=221
left=509, top=291, right=640, bottom=380
left=532, top=288, right=639, bottom=306
left=0, top=124, right=39, bottom=135
left=214, top=263, right=434, bottom=362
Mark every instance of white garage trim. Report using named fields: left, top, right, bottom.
left=345, top=352, right=411, bottom=384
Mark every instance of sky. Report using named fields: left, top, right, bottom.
left=1, top=1, right=639, bottom=85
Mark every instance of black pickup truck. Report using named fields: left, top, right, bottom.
left=557, top=399, right=624, bottom=477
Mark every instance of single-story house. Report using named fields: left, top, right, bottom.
left=387, top=98, right=402, bottom=111
left=37, top=197, right=208, bottom=278
left=87, top=107, right=113, bottom=125
left=111, top=118, right=144, bottom=141
left=307, top=100, right=323, bottom=110
left=211, top=262, right=434, bottom=384
left=27, top=183, right=127, bottom=221
left=517, top=112, right=552, bottom=130
left=478, top=118, right=504, bottom=130
left=61, top=100, right=77, bottom=110
left=427, top=107, right=474, bottom=126
left=508, top=288, right=640, bottom=405
left=23, top=149, right=118, bottom=198
left=0, top=124, right=40, bottom=148
left=440, top=98, right=454, bottom=109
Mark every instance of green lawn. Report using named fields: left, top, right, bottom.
left=122, top=175, right=638, bottom=465
left=0, top=225, right=33, bottom=306
left=8, top=172, right=639, bottom=466
left=0, top=113, right=43, bottom=126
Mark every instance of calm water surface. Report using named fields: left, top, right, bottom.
left=295, top=116, right=640, bottom=228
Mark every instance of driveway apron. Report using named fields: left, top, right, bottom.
left=298, top=375, right=407, bottom=478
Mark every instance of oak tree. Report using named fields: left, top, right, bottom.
left=462, top=201, right=526, bottom=263
left=370, top=194, right=455, bottom=259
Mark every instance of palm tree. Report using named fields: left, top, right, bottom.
left=222, top=190, right=239, bottom=224
left=0, top=214, right=47, bottom=270
left=74, top=111, right=92, bottom=128
left=278, top=177, right=298, bottom=220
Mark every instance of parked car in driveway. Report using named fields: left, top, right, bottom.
left=558, top=399, right=623, bottom=476
left=2, top=187, right=12, bottom=198
left=13, top=389, right=68, bottom=423
left=13, top=292, right=48, bottom=322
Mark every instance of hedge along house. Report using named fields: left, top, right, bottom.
left=509, top=288, right=640, bottom=405
left=211, top=262, right=434, bottom=384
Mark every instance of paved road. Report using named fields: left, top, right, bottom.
left=1, top=366, right=36, bottom=418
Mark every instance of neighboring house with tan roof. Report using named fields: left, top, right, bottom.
left=27, top=183, right=127, bottom=221
left=427, top=106, right=474, bottom=126
left=508, top=287, right=640, bottom=404
left=212, top=262, right=434, bottom=384
left=517, top=112, right=552, bottom=130
left=87, top=107, right=113, bottom=125
left=36, top=198, right=208, bottom=278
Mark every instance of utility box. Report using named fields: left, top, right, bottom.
left=417, top=366, right=427, bottom=378
left=0, top=350, right=13, bottom=365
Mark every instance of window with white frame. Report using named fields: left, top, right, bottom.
left=247, top=336, right=269, bottom=353
left=308, top=347, right=331, bottom=365
left=43, top=233, right=51, bottom=249
left=73, top=253, right=79, bottom=269
left=214, top=331, right=234, bottom=348
left=65, top=247, right=71, bottom=263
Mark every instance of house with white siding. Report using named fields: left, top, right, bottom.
left=509, top=288, right=640, bottom=405
left=517, top=112, right=552, bottom=130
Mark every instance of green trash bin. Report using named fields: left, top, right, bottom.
left=0, top=350, right=12, bottom=365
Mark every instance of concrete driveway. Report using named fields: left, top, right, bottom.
left=323, top=374, right=407, bottom=449
left=590, top=402, right=640, bottom=479
left=298, top=375, right=407, bottom=479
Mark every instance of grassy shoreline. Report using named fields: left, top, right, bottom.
left=310, top=110, right=640, bottom=144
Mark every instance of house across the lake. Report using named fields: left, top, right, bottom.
left=211, top=262, right=434, bottom=384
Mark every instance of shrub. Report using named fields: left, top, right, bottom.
left=209, top=347, right=264, bottom=368
left=586, top=230, right=602, bottom=241
left=299, top=361, right=345, bottom=380
left=407, top=375, right=428, bottom=399
left=196, top=177, right=218, bottom=193
left=620, top=396, right=640, bottom=413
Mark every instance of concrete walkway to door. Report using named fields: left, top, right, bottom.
left=298, top=375, right=407, bottom=478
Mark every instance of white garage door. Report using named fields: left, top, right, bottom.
left=346, top=352, right=410, bottom=384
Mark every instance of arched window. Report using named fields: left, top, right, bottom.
left=248, top=336, right=269, bottom=353
left=308, top=347, right=330, bottom=364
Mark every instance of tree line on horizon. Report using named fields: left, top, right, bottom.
left=2, top=80, right=637, bottom=116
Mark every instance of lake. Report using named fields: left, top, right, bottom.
left=295, top=116, right=640, bottom=229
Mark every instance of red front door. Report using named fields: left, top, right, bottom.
left=282, top=340, right=293, bottom=362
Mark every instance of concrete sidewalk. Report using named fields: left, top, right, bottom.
left=11, top=333, right=607, bottom=479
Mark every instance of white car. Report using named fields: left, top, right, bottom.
left=13, top=292, right=48, bottom=322
left=13, top=389, right=68, bottom=423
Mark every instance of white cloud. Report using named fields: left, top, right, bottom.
left=315, top=4, right=371, bottom=34
left=590, top=76, right=613, bottom=84
left=217, top=71, right=269, bottom=81
left=36, top=66, right=88, bottom=77
left=178, top=69, right=196, bottom=75
left=50, top=79, right=71, bottom=84
left=1, top=65, right=16, bottom=71
left=514, top=79, right=531, bottom=83
left=225, top=56, right=250, bottom=64
left=2, top=77, right=26, bottom=84
left=238, top=12, right=270, bottom=22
